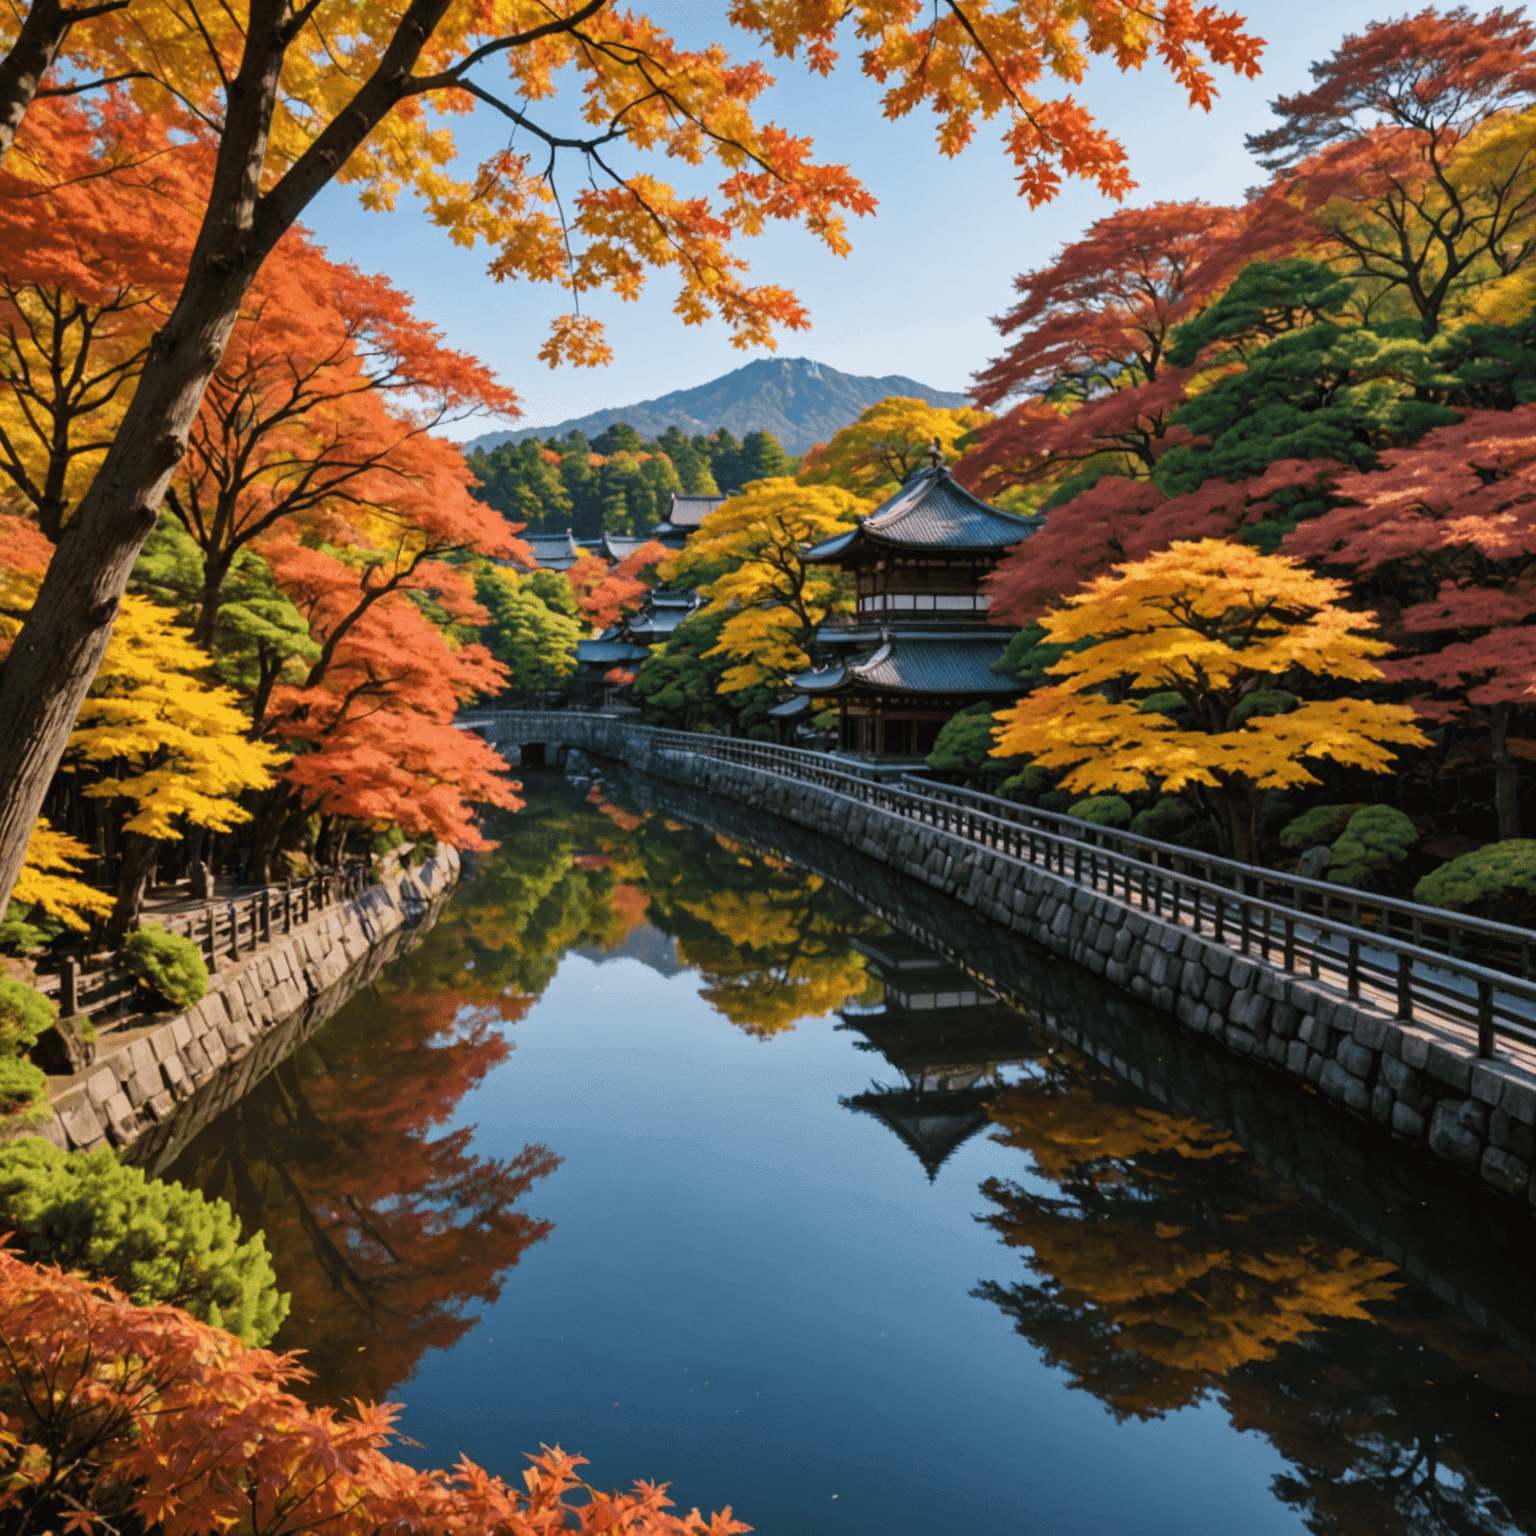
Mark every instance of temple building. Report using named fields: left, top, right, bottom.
left=791, top=456, right=1035, bottom=761
left=523, top=530, right=583, bottom=571
left=838, top=933, right=1037, bottom=1179
left=650, top=490, right=725, bottom=548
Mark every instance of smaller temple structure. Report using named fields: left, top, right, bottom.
left=838, top=933, right=1037, bottom=1179
left=523, top=530, right=582, bottom=571
left=791, top=455, right=1035, bottom=761
left=650, top=491, right=724, bottom=547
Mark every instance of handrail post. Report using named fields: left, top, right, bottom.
left=1477, top=980, right=1495, bottom=1058
left=1396, top=951, right=1412, bottom=1020
left=1347, top=937, right=1360, bottom=1000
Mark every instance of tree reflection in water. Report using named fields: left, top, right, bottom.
left=165, top=776, right=1536, bottom=1531
left=164, top=780, right=882, bottom=1407
left=972, top=1058, right=1536, bottom=1533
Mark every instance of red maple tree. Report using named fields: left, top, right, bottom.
left=173, top=231, right=524, bottom=645
left=960, top=201, right=1239, bottom=494
left=1285, top=405, right=1536, bottom=835
left=568, top=539, right=671, bottom=630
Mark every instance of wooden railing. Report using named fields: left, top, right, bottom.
left=39, top=863, right=370, bottom=1037
left=476, top=709, right=1536, bottom=1059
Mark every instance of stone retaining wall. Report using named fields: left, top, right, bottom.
left=620, top=767, right=1536, bottom=1360
left=480, top=713, right=1536, bottom=1205
left=35, top=848, right=459, bottom=1168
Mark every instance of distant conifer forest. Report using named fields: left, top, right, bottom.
left=465, top=423, right=796, bottom=536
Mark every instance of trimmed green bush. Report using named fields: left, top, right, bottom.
left=1068, top=795, right=1133, bottom=828
left=1137, top=691, right=1187, bottom=716
left=1328, top=806, right=1419, bottom=889
left=0, top=1057, right=49, bottom=1124
left=123, top=926, right=208, bottom=1012
left=1414, top=840, right=1536, bottom=913
left=0, top=900, right=54, bottom=956
left=0, top=978, right=56, bottom=1056
left=1130, top=797, right=1194, bottom=841
left=925, top=702, right=999, bottom=778
left=0, top=1139, right=289, bottom=1346
left=1279, top=803, right=1368, bottom=852
left=997, top=764, right=1057, bottom=804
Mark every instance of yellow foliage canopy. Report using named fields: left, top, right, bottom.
left=10, top=819, right=113, bottom=928
left=991, top=539, right=1429, bottom=857
left=66, top=597, right=281, bottom=839
left=797, top=397, right=992, bottom=498
left=670, top=477, right=870, bottom=693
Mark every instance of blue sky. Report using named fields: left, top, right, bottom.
left=302, top=2, right=1441, bottom=431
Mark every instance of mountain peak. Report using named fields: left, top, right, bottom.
left=467, top=357, right=971, bottom=458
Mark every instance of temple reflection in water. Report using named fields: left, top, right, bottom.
left=837, top=933, right=1037, bottom=1179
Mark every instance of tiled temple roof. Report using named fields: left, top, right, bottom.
left=802, top=466, right=1035, bottom=561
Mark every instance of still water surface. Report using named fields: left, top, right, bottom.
left=167, top=775, right=1536, bottom=1535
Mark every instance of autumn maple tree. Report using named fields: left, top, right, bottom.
left=0, top=1248, right=748, bottom=1535
left=959, top=200, right=1236, bottom=498
left=171, top=232, right=523, bottom=645
left=1242, top=5, right=1536, bottom=337
left=798, top=397, right=990, bottom=498
left=991, top=539, right=1430, bottom=859
left=247, top=536, right=520, bottom=875
left=0, top=0, right=1265, bottom=914
left=1285, top=404, right=1536, bottom=838
left=670, top=478, right=869, bottom=694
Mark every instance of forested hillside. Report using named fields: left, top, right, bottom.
left=467, top=357, right=971, bottom=458
left=467, top=423, right=795, bottom=536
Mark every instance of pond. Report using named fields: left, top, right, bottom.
left=164, top=772, right=1536, bottom=1536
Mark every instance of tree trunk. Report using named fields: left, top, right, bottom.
left=0, top=0, right=461, bottom=918
left=1490, top=702, right=1520, bottom=840
left=244, top=787, right=295, bottom=884
left=0, top=0, right=94, bottom=169
left=108, top=831, right=158, bottom=941
left=1217, top=781, right=1260, bottom=865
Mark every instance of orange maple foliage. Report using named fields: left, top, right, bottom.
left=175, top=229, right=525, bottom=644
left=0, top=1248, right=749, bottom=1535
left=262, top=538, right=521, bottom=851
left=0, top=98, right=206, bottom=540
left=568, top=539, right=671, bottom=629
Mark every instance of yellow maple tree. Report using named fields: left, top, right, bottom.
left=66, top=595, right=280, bottom=839
left=990, top=539, right=1430, bottom=860
left=669, top=477, right=870, bottom=693
left=10, top=819, right=113, bottom=929
left=797, top=396, right=992, bottom=498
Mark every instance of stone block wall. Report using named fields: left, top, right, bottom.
left=623, top=767, right=1536, bottom=1359
left=32, top=848, right=459, bottom=1169
left=482, top=713, right=1536, bottom=1206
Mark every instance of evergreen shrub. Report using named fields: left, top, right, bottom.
left=1327, top=806, right=1418, bottom=888
left=1414, top=840, right=1536, bottom=913
left=1279, top=803, right=1368, bottom=852
left=1068, top=795, right=1133, bottom=828
left=0, top=1138, right=289, bottom=1345
left=0, top=978, right=55, bottom=1055
left=1130, top=797, right=1193, bottom=841
left=0, top=980, right=55, bottom=1126
left=122, top=927, right=209, bottom=1011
